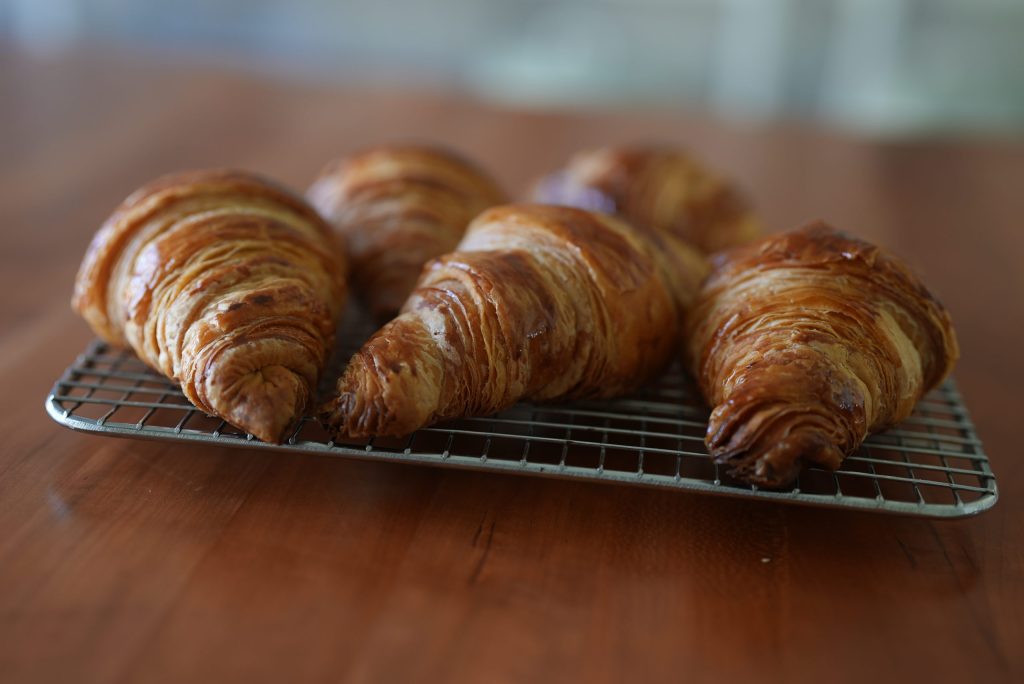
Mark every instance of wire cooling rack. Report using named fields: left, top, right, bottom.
left=46, top=317, right=996, bottom=518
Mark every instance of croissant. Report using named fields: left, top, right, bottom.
left=686, top=222, right=959, bottom=487
left=532, top=145, right=760, bottom=253
left=307, top=145, right=506, bottom=321
left=72, top=169, right=347, bottom=443
left=321, top=204, right=707, bottom=438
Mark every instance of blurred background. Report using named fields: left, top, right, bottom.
left=3, top=0, right=1023, bottom=137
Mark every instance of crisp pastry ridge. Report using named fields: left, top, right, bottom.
left=307, top=145, right=506, bottom=321
left=72, top=169, right=347, bottom=442
left=685, top=221, right=959, bottom=487
left=532, top=145, right=761, bottom=253
left=320, top=203, right=708, bottom=438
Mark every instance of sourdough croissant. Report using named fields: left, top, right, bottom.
left=532, top=145, right=760, bottom=253
left=686, top=223, right=959, bottom=487
left=321, top=204, right=706, bottom=438
left=73, top=169, right=347, bottom=443
left=307, top=145, right=506, bottom=320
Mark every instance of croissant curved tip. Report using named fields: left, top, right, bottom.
left=318, top=392, right=367, bottom=439
left=714, top=428, right=846, bottom=489
left=317, top=384, right=428, bottom=440
left=213, top=365, right=308, bottom=444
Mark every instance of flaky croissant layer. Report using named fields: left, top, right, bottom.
left=308, top=145, right=506, bottom=321
left=73, top=170, right=347, bottom=442
left=686, top=222, right=959, bottom=487
left=532, top=146, right=761, bottom=253
left=321, top=204, right=694, bottom=438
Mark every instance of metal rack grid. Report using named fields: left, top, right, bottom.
left=46, top=325, right=997, bottom=518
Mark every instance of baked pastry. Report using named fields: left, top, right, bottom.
left=686, top=222, right=959, bottom=487
left=532, top=145, right=760, bottom=253
left=321, top=204, right=707, bottom=438
left=72, top=169, right=347, bottom=443
left=307, top=145, right=506, bottom=321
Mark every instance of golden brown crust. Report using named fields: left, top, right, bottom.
left=307, top=145, right=506, bottom=321
left=321, top=203, right=703, bottom=438
left=686, top=222, right=959, bottom=487
left=532, top=146, right=761, bottom=253
left=72, top=169, right=347, bottom=443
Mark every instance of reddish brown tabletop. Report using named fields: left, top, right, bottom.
left=1, top=48, right=1022, bottom=683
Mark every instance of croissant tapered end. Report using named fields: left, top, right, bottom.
left=213, top=365, right=309, bottom=444
left=688, top=222, right=958, bottom=488
left=709, top=411, right=847, bottom=488
left=319, top=316, right=444, bottom=438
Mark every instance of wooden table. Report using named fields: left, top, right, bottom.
left=2, top=48, right=1022, bottom=683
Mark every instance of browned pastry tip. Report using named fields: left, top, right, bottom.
left=307, top=144, right=506, bottom=321
left=531, top=145, right=761, bottom=253
left=686, top=221, right=959, bottom=487
left=320, top=203, right=703, bottom=439
left=73, top=169, right=347, bottom=443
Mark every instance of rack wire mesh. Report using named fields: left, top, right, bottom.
left=46, top=316, right=996, bottom=518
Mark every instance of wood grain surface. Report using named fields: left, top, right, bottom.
left=1, top=47, right=1022, bottom=684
